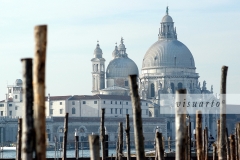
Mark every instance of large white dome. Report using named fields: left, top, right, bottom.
left=142, top=39, right=195, bottom=70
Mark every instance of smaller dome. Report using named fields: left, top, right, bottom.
left=15, top=79, right=22, bottom=86
left=162, top=15, right=173, bottom=23
left=94, top=43, right=103, bottom=58
left=106, top=57, right=139, bottom=78
left=118, top=43, right=126, bottom=50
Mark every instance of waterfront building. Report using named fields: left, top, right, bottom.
left=0, top=7, right=223, bottom=144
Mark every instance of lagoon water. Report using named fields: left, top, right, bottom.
left=0, top=149, right=119, bottom=159
left=0, top=148, right=155, bottom=159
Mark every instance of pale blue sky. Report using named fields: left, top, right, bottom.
left=0, top=0, right=240, bottom=103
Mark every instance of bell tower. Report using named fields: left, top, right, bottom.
left=91, top=41, right=105, bottom=94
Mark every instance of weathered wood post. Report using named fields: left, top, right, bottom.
left=115, top=138, right=119, bottom=160
left=185, top=127, right=188, bottom=160
left=54, top=136, right=57, bottom=159
left=129, top=75, right=145, bottom=160
left=105, top=134, right=109, bottom=158
left=33, top=25, right=47, bottom=160
left=101, top=108, right=106, bottom=160
left=89, top=135, right=100, bottom=160
left=213, top=143, right=217, bottom=160
left=125, top=114, right=131, bottom=160
left=219, top=66, right=228, bottom=160
left=204, top=127, right=208, bottom=160
left=175, top=89, right=187, bottom=160
left=237, top=123, right=240, bottom=160
left=217, top=119, right=220, bottom=152
left=235, top=127, right=239, bottom=160
left=188, top=122, right=191, bottom=160
left=156, top=132, right=165, bottom=160
left=21, top=58, right=34, bottom=160
left=168, top=136, right=171, bottom=153
left=196, top=110, right=203, bottom=160
left=118, top=122, right=123, bottom=160
left=203, top=129, right=205, bottom=159
left=226, top=128, right=230, bottom=160
left=75, top=130, right=79, bottom=160
left=229, top=134, right=236, bottom=160
left=16, top=118, right=22, bottom=160
left=62, top=113, right=69, bottom=160
left=162, top=136, right=165, bottom=152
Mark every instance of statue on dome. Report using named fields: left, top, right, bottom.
left=211, top=85, right=213, bottom=93
left=202, top=80, right=207, bottom=90
left=121, top=37, right=124, bottom=44
left=166, top=6, right=169, bottom=15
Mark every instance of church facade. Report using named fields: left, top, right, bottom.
left=0, top=7, right=223, bottom=144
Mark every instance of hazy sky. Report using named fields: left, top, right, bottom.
left=0, top=1, right=240, bottom=103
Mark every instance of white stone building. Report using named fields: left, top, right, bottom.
left=0, top=7, right=223, bottom=143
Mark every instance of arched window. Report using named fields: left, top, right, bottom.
left=174, top=57, right=176, bottom=66
left=101, top=64, right=104, bottom=71
left=151, top=83, right=155, bottom=97
left=171, top=83, right=175, bottom=94
left=72, top=108, right=76, bottom=114
left=96, top=64, right=98, bottom=71
left=178, top=82, right=183, bottom=89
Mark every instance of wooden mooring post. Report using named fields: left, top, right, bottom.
left=118, top=122, right=123, bottom=160
left=33, top=25, right=47, bottom=160
left=196, top=110, right=203, bottom=160
left=237, top=123, right=240, bottom=160
left=229, top=134, right=236, bottom=160
left=219, top=66, right=228, bottom=160
left=175, top=89, right=187, bottom=160
left=75, top=130, right=79, bottom=160
left=235, top=127, right=239, bottom=160
left=188, top=122, right=191, bottom=160
left=16, top=118, right=22, bottom=160
left=204, top=127, right=208, bottom=160
left=21, top=58, right=34, bottom=160
left=62, top=113, right=69, bottom=160
left=125, top=114, right=131, bottom=160
left=129, top=75, right=145, bottom=160
left=217, top=119, right=220, bottom=152
left=100, top=108, right=106, bottom=160
left=226, top=128, right=230, bottom=160
left=168, top=136, right=171, bottom=153
left=156, top=132, right=165, bottom=160
left=213, top=143, right=217, bottom=160
left=89, top=135, right=100, bottom=160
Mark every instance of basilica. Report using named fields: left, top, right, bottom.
left=0, top=7, right=221, bottom=145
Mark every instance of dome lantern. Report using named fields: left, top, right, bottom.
left=158, top=6, right=177, bottom=40
left=112, top=43, right=119, bottom=59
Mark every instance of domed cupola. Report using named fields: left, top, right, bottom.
left=142, top=6, right=196, bottom=70
left=140, top=7, right=199, bottom=99
left=161, top=7, right=173, bottom=23
left=93, top=41, right=103, bottom=58
left=106, top=38, right=138, bottom=88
